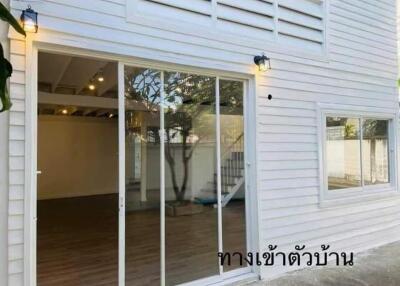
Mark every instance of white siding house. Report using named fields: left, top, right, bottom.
left=1, top=0, right=399, bottom=285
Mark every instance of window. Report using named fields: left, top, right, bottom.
left=326, top=116, right=390, bottom=191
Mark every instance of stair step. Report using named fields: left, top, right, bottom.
left=201, top=182, right=237, bottom=193
left=207, top=181, right=237, bottom=188
left=221, top=166, right=244, bottom=171
left=214, top=173, right=242, bottom=179
left=220, top=169, right=245, bottom=177
left=224, top=158, right=245, bottom=165
left=222, top=183, right=236, bottom=188
left=231, top=152, right=244, bottom=160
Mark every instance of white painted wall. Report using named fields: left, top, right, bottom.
left=4, top=0, right=400, bottom=284
left=37, top=115, right=118, bottom=200
left=0, top=1, right=10, bottom=285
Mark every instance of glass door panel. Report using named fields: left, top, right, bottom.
left=219, top=80, right=247, bottom=272
left=164, top=72, right=219, bottom=285
left=124, top=66, right=161, bottom=285
left=120, top=65, right=249, bottom=286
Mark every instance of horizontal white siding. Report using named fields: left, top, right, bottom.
left=7, top=0, right=399, bottom=284
left=7, top=38, right=25, bottom=286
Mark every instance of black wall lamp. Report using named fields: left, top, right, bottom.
left=254, top=53, right=271, bottom=72
left=21, top=5, right=38, bottom=33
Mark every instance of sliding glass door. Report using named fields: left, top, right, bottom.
left=163, top=72, right=218, bottom=285
left=119, top=63, right=248, bottom=286
left=219, top=80, right=246, bottom=273
left=123, top=67, right=162, bottom=285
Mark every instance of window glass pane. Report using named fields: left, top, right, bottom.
left=164, top=72, right=219, bottom=285
left=124, top=66, right=161, bottom=286
left=219, top=80, right=247, bottom=272
left=326, top=117, right=361, bottom=190
left=362, top=119, right=389, bottom=185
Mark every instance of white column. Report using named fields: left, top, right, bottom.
left=140, top=122, right=147, bottom=202
left=118, top=62, right=126, bottom=286
left=216, top=77, right=223, bottom=275
left=160, top=71, right=166, bottom=286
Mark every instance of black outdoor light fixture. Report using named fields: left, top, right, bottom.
left=21, top=5, right=38, bottom=33
left=254, top=53, right=271, bottom=72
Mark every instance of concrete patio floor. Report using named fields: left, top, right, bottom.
left=251, top=241, right=400, bottom=286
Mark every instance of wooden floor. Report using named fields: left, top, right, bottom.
left=37, top=195, right=246, bottom=286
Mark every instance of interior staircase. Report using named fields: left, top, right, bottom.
left=196, top=133, right=245, bottom=207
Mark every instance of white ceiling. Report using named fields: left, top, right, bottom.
left=38, top=52, right=118, bottom=118
left=38, top=52, right=118, bottom=97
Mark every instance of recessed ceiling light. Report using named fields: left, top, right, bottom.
left=61, top=109, right=68, bottom=115
left=97, top=69, right=105, bottom=82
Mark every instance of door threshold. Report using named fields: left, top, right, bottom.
left=213, top=273, right=259, bottom=286
left=178, top=272, right=259, bottom=286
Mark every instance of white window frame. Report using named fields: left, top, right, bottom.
left=317, top=104, right=399, bottom=206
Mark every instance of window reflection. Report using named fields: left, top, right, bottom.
left=326, top=117, right=361, bottom=190
left=220, top=80, right=246, bottom=272
left=164, top=72, right=219, bottom=285
left=123, top=68, right=249, bottom=285
left=124, top=67, right=161, bottom=286
left=362, top=119, right=389, bottom=185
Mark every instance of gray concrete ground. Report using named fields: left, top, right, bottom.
left=251, top=242, right=400, bottom=286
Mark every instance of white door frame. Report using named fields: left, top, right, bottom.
left=24, top=40, right=260, bottom=286
left=117, top=62, right=126, bottom=286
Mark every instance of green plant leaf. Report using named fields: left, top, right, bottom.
left=0, top=3, right=25, bottom=112
left=0, top=2, right=26, bottom=37
left=0, top=43, right=13, bottom=112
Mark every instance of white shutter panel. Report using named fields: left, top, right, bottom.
left=216, top=0, right=275, bottom=41
left=277, top=0, right=325, bottom=52
left=136, top=0, right=213, bottom=27
left=129, top=0, right=327, bottom=53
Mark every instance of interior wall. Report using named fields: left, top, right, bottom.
left=37, top=115, right=118, bottom=200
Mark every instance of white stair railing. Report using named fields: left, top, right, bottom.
left=220, top=132, right=244, bottom=203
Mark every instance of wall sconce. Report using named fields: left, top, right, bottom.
left=20, top=5, right=38, bottom=33
left=254, top=53, right=271, bottom=72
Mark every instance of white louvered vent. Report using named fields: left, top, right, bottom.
left=128, top=0, right=326, bottom=53
left=136, top=0, right=213, bottom=27
left=216, top=0, right=275, bottom=42
left=277, top=0, right=325, bottom=52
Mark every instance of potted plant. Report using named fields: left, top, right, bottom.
left=0, top=2, right=26, bottom=112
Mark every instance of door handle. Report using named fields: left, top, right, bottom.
left=36, top=170, right=42, bottom=175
